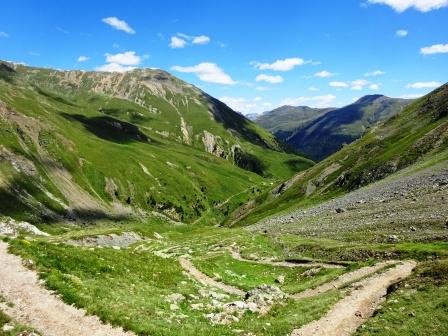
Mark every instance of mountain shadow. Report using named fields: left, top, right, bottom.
left=61, top=113, right=150, bottom=144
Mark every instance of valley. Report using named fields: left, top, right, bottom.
left=0, top=63, right=447, bottom=336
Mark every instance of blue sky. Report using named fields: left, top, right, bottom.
left=1, top=0, right=447, bottom=114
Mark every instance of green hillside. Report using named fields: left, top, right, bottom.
left=231, top=84, right=448, bottom=226
left=0, top=61, right=312, bottom=225
left=256, top=95, right=412, bottom=161
left=253, top=105, right=334, bottom=138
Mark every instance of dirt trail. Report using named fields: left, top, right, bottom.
left=228, top=247, right=344, bottom=269
left=0, top=241, right=135, bottom=336
left=292, top=260, right=397, bottom=299
left=291, top=260, right=416, bottom=336
left=178, top=257, right=246, bottom=297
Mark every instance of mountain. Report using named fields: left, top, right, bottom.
left=258, top=96, right=412, bottom=161
left=0, top=61, right=312, bottom=224
left=231, top=83, right=448, bottom=226
left=253, top=105, right=334, bottom=139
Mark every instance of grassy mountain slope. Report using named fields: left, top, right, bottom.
left=281, top=95, right=412, bottom=161
left=0, top=61, right=312, bottom=225
left=253, top=105, right=334, bottom=138
left=231, top=84, right=448, bottom=226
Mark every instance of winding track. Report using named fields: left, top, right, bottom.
left=291, top=260, right=416, bottom=336
left=0, top=241, right=135, bottom=336
left=178, top=257, right=246, bottom=296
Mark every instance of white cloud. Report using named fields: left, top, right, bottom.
left=96, top=63, right=136, bottom=73
left=170, top=33, right=211, bottom=48
left=368, top=0, right=448, bottom=12
left=365, top=70, right=386, bottom=77
left=396, top=29, right=408, bottom=37
left=314, top=70, right=334, bottom=78
left=169, top=36, right=187, bottom=48
left=0, top=32, right=9, bottom=38
left=309, top=86, right=320, bottom=91
left=406, top=81, right=441, bottom=89
left=369, top=83, right=381, bottom=90
left=329, top=81, right=349, bottom=88
left=255, top=74, right=283, bottom=84
left=192, top=35, right=210, bottom=45
left=399, top=93, right=425, bottom=99
left=77, top=56, right=89, bottom=62
left=171, top=62, right=236, bottom=85
left=351, top=79, right=370, bottom=90
left=97, top=51, right=143, bottom=73
left=105, top=51, right=141, bottom=65
left=280, top=94, right=337, bottom=108
left=255, top=86, right=270, bottom=91
left=253, top=58, right=305, bottom=71
left=219, top=96, right=271, bottom=114
left=420, top=43, right=448, bottom=55
left=102, top=17, right=135, bottom=34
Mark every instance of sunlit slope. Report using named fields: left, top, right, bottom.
left=0, top=61, right=312, bottom=224
left=232, top=83, right=448, bottom=226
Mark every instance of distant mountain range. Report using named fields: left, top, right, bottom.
left=253, top=95, right=413, bottom=161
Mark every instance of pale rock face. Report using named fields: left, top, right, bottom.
left=0, top=217, right=50, bottom=237
left=202, top=130, right=227, bottom=158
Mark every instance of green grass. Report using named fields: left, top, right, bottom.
left=194, top=252, right=346, bottom=294
left=5, top=224, right=348, bottom=336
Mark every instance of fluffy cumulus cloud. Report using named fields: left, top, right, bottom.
left=309, top=86, right=320, bottom=92
left=253, top=58, right=305, bottom=71
left=255, top=74, right=284, bottom=84
left=420, top=43, right=448, bottom=55
left=406, top=81, right=441, bottom=89
left=369, top=83, right=381, bottom=90
left=396, top=29, right=408, bottom=37
left=169, top=36, right=187, bottom=48
left=364, top=70, right=385, bottom=77
left=314, top=70, right=334, bottom=78
left=280, top=94, right=337, bottom=108
left=77, top=56, right=89, bottom=62
left=102, top=17, right=135, bottom=34
left=169, top=33, right=210, bottom=48
left=105, top=51, right=141, bottom=65
left=368, top=0, right=448, bottom=12
left=351, top=79, right=370, bottom=90
left=219, top=96, right=272, bottom=114
left=329, top=81, right=349, bottom=88
left=171, top=62, right=236, bottom=85
left=97, top=51, right=143, bottom=72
